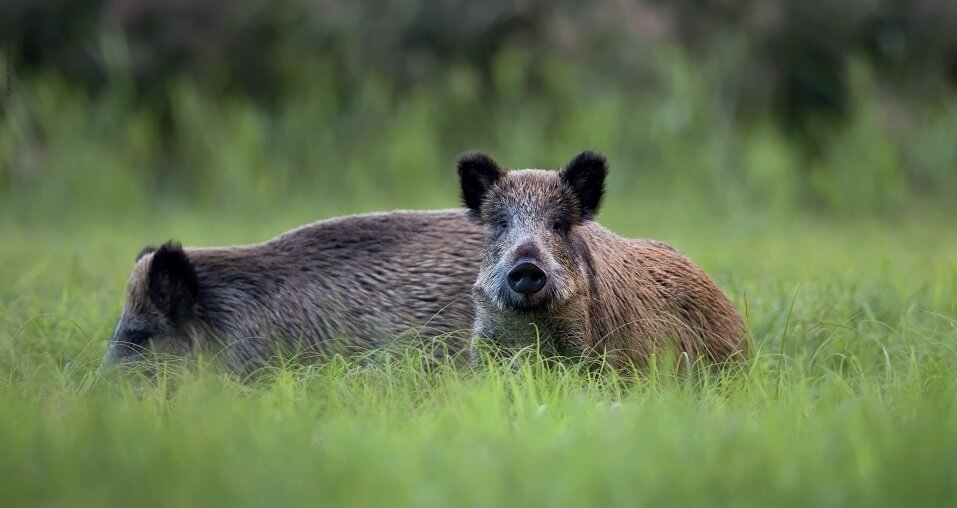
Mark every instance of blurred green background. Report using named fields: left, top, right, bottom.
left=3, top=0, right=957, bottom=222
left=2, top=3, right=957, bottom=507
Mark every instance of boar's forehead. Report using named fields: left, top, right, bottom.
left=484, top=170, right=580, bottom=223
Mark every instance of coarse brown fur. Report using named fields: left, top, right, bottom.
left=458, top=151, right=748, bottom=370
left=103, top=210, right=484, bottom=373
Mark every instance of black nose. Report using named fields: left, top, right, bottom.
left=507, top=262, right=547, bottom=295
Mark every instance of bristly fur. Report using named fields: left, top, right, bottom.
left=136, top=245, right=158, bottom=261
left=559, top=151, right=607, bottom=221
left=464, top=151, right=748, bottom=370
left=104, top=210, right=486, bottom=374
left=457, top=151, right=505, bottom=221
left=147, top=241, right=199, bottom=323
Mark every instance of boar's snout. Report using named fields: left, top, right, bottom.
left=507, top=260, right=547, bottom=295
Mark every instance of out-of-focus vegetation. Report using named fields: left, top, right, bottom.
left=2, top=0, right=957, bottom=220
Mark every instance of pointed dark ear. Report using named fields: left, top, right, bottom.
left=559, top=151, right=608, bottom=220
left=457, top=151, right=505, bottom=220
left=147, top=241, right=198, bottom=323
left=136, top=245, right=158, bottom=262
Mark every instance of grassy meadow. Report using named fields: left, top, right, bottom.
left=2, top=65, right=957, bottom=507
left=3, top=200, right=957, bottom=507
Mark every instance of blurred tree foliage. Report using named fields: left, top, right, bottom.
left=4, top=0, right=956, bottom=126
left=1, top=0, right=956, bottom=215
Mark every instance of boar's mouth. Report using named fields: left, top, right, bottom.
left=499, top=289, right=555, bottom=313
left=509, top=302, right=550, bottom=313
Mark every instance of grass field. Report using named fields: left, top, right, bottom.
left=2, top=194, right=956, bottom=507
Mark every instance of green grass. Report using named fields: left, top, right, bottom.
left=2, top=200, right=956, bottom=507
left=4, top=36, right=957, bottom=507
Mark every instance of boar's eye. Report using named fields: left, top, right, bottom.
left=125, top=330, right=152, bottom=345
left=553, top=220, right=569, bottom=232
left=497, top=219, right=508, bottom=229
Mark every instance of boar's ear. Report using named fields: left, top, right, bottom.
left=457, top=151, right=505, bottom=220
left=136, top=245, right=157, bottom=262
left=560, top=151, right=608, bottom=221
left=147, top=241, right=198, bottom=323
